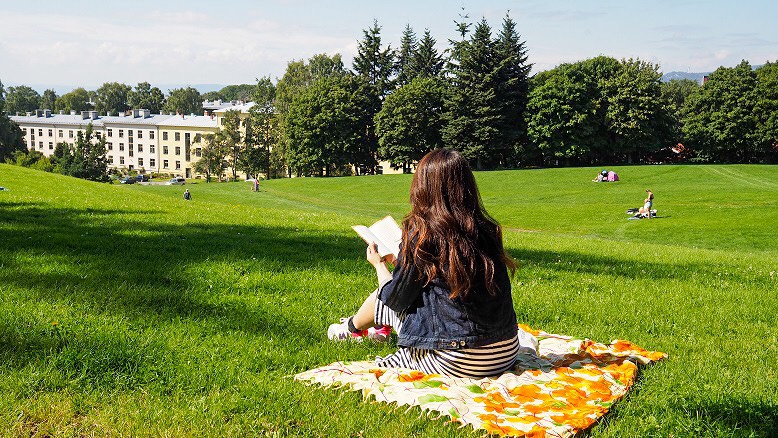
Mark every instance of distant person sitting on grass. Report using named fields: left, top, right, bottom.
left=328, top=149, right=537, bottom=378
left=592, top=170, right=608, bottom=182
left=183, top=189, right=191, bottom=200
left=639, top=189, right=653, bottom=218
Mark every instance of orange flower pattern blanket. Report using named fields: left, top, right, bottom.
left=295, top=325, right=667, bottom=437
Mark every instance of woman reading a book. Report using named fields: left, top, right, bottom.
left=328, top=149, right=532, bottom=378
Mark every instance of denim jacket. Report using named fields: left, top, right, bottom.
left=377, top=257, right=517, bottom=350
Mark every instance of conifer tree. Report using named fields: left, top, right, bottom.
left=411, top=30, right=445, bottom=79
left=395, top=24, right=418, bottom=87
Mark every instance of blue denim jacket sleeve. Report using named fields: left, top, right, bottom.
left=378, top=258, right=425, bottom=312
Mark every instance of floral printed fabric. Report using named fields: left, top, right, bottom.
left=295, top=325, right=667, bottom=437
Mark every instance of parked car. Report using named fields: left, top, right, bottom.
left=166, top=177, right=186, bottom=185
left=119, top=176, right=136, bottom=184
left=135, top=174, right=149, bottom=182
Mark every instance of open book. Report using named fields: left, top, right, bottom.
left=352, top=215, right=403, bottom=258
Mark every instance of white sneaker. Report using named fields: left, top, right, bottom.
left=327, top=318, right=357, bottom=341
left=327, top=318, right=391, bottom=342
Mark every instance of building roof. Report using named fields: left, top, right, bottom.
left=156, top=114, right=218, bottom=128
left=214, top=102, right=255, bottom=114
left=10, top=114, right=106, bottom=127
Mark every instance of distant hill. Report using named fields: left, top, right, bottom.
left=662, top=64, right=763, bottom=83
left=661, top=71, right=709, bottom=83
left=5, top=83, right=228, bottom=95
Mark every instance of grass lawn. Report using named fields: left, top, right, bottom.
left=0, top=163, right=776, bottom=437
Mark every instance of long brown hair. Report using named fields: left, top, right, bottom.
left=400, top=149, right=516, bottom=299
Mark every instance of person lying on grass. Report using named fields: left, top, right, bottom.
left=328, top=148, right=537, bottom=378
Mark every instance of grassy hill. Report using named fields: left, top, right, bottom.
left=0, top=163, right=776, bottom=436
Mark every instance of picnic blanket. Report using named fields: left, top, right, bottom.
left=295, top=325, right=667, bottom=437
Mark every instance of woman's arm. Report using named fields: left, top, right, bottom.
left=367, top=242, right=393, bottom=285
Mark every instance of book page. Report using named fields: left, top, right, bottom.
left=352, top=216, right=402, bottom=257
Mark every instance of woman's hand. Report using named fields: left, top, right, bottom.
left=366, top=242, right=384, bottom=267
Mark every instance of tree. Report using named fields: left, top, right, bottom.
left=52, top=124, right=109, bottom=181
left=55, top=88, right=91, bottom=113
left=219, top=109, right=243, bottom=181
left=275, top=54, right=347, bottom=177
left=395, top=25, right=418, bottom=87
left=375, top=76, right=445, bottom=172
left=95, top=82, right=131, bottom=115
left=442, top=18, right=501, bottom=168
left=164, top=87, right=203, bottom=115
left=285, top=75, right=378, bottom=176
left=202, top=91, right=225, bottom=101
left=40, top=89, right=58, bottom=111
left=128, top=82, right=165, bottom=113
left=193, top=133, right=228, bottom=182
left=492, top=14, right=533, bottom=165
left=5, top=85, right=40, bottom=114
left=0, top=80, right=26, bottom=162
left=661, top=78, right=700, bottom=143
left=219, top=84, right=255, bottom=101
left=243, top=76, right=280, bottom=179
left=526, top=56, right=623, bottom=165
left=755, top=62, right=778, bottom=163
left=353, top=20, right=395, bottom=99
left=683, top=60, right=760, bottom=162
left=410, top=29, right=444, bottom=79
left=603, top=58, right=673, bottom=162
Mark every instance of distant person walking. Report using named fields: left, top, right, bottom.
left=253, top=177, right=259, bottom=192
left=183, top=189, right=191, bottom=201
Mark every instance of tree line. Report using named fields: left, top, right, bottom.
left=0, top=82, right=257, bottom=118
left=3, top=14, right=778, bottom=177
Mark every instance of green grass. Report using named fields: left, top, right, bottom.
left=0, top=163, right=776, bottom=437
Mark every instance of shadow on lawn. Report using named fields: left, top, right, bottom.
left=679, top=398, right=777, bottom=437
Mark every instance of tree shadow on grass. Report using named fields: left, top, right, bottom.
left=672, top=398, right=777, bottom=437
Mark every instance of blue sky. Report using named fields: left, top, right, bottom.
left=1, top=0, right=776, bottom=91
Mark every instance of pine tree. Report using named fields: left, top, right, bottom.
left=442, top=18, right=500, bottom=168
left=411, top=30, right=444, bottom=79
left=353, top=20, right=396, bottom=98
left=395, top=24, right=418, bottom=86
left=493, top=14, right=532, bottom=165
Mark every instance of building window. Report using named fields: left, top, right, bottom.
left=108, top=155, right=113, bottom=163
left=128, top=129, right=133, bottom=137
left=138, top=158, right=143, bottom=167
left=108, top=129, right=113, bottom=137
left=175, top=132, right=180, bottom=141
left=150, top=145, right=155, bottom=153
left=69, top=130, right=74, bottom=138
left=137, top=130, right=143, bottom=139
left=119, top=129, right=124, bottom=138
left=150, top=158, right=156, bottom=167
left=129, top=150, right=134, bottom=157
left=195, top=148, right=201, bottom=157
left=119, top=143, right=125, bottom=151
left=163, top=159, right=169, bottom=169
left=22, top=128, right=27, bottom=134
left=163, top=145, right=168, bottom=154
left=175, top=146, right=180, bottom=155
left=163, top=132, right=168, bottom=141
left=48, top=142, right=53, bottom=150
left=96, top=132, right=102, bottom=139
left=175, top=160, right=181, bottom=170
left=137, top=144, right=143, bottom=152
left=48, top=129, right=53, bottom=136
left=149, top=131, right=155, bottom=139
left=194, top=133, right=201, bottom=143
left=107, top=142, right=113, bottom=151
left=120, top=156, right=125, bottom=165
left=38, top=129, right=43, bottom=136
left=58, top=129, right=63, bottom=137
left=39, top=141, right=43, bottom=149
left=128, top=136, right=133, bottom=144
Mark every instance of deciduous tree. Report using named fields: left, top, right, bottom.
left=5, top=85, right=40, bottom=114
left=96, top=82, right=131, bottom=116
left=128, top=82, right=165, bottom=113
left=164, top=87, right=203, bottom=116
left=55, top=88, right=91, bottom=113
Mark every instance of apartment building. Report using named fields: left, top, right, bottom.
left=157, top=114, right=218, bottom=178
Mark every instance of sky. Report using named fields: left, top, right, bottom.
left=1, top=0, right=777, bottom=93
